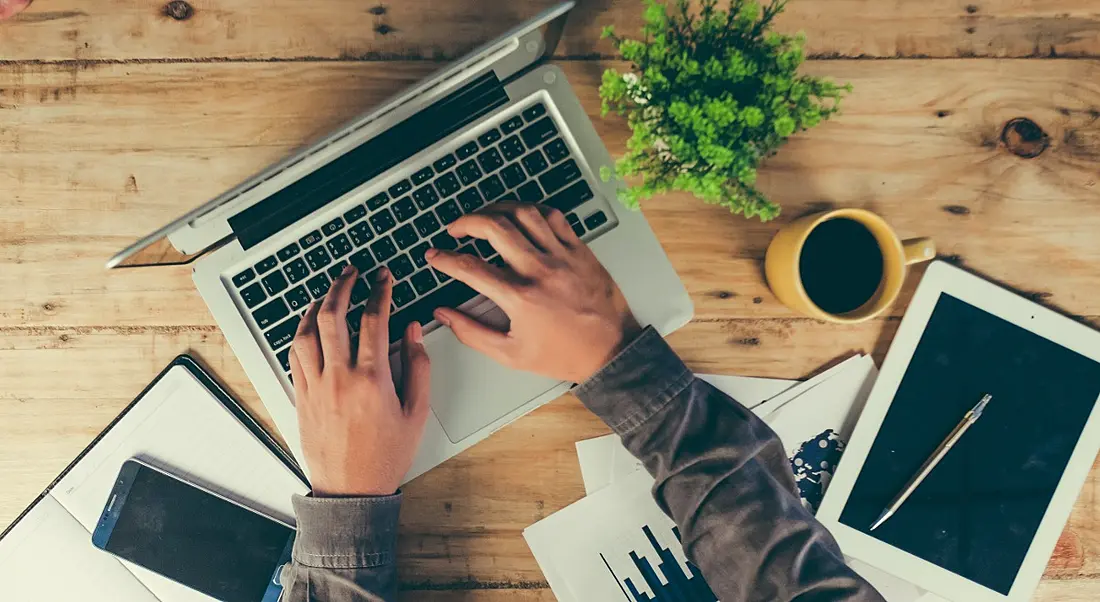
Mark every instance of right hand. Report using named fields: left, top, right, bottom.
left=426, top=204, right=641, bottom=384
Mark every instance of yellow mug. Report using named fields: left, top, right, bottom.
left=764, top=208, right=936, bottom=323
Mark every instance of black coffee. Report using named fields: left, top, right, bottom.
left=798, top=217, right=884, bottom=315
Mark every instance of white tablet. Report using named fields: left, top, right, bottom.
left=817, top=260, right=1100, bottom=602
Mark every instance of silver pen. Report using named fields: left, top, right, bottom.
left=870, top=394, right=993, bottom=531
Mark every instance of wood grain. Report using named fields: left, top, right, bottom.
left=3, top=0, right=1100, bottom=61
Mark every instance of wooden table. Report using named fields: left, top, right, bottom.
left=3, top=1, right=1100, bottom=599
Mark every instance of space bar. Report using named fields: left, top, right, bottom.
left=389, top=280, right=479, bottom=344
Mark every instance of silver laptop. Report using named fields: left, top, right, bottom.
left=108, top=2, right=692, bottom=482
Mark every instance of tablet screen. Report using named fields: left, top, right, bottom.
left=838, top=294, right=1100, bottom=594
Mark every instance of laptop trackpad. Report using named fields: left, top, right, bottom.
left=424, top=308, right=561, bottom=443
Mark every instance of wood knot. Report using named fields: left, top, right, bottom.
left=163, top=1, right=193, bottom=21
left=712, top=290, right=735, bottom=300
left=936, top=110, right=952, bottom=118
left=42, top=302, right=56, bottom=312
left=374, top=23, right=394, bottom=35
left=59, top=334, right=70, bottom=343
left=753, top=296, right=764, bottom=304
left=367, top=5, right=386, bottom=15
left=965, top=4, right=979, bottom=14
left=736, top=337, right=761, bottom=346
left=1001, top=118, right=1050, bottom=158
left=942, top=205, right=971, bottom=216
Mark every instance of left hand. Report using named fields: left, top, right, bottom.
left=289, top=265, right=432, bottom=497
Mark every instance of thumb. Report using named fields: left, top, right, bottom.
left=434, top=307, right=513, bottom=366
left=401, top=322, right=432, bottom=422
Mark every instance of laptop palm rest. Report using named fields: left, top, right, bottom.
left=421, top=307, right=561, bottom=443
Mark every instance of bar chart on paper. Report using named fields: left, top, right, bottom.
left=600, top=525, right=717, bottom=602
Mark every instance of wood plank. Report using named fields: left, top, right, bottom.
left=3, top=0, right=1100, bottom=61
left=3, top=59, right=1100, bottom=327
left=4, top=322, right=1100, bottom=587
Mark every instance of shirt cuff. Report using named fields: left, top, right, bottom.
left=575, top=326, right=694, bottom=434
left=291, top=492, right=402, bottom=569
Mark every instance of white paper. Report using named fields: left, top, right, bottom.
left=0, top=496, right=158, bottom=602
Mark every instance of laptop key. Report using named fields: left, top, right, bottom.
left=478, top=174, right=506, bottom=201
left=521, top=150, right=549, bottom=176
left=351, top=278, right=370, bottom=304
left=253, top=297, right=290, bottom=329
left=434, top=172, right=462, bottom=198
left=388, top=280, right=478, bottom=344
left=433, top=154, right=458, bottom=172
left=369, top=194, right=391, bottom=213
left=457, top=188, right=484, bottom=212
left=326, top=234, right=353, bottom=259
left=431, top=232, right=459, bottom=251
left=500, top=163, right=527, bottom=189
left=457, top=161, right=482, bottom=186
left=391, top=281, right=417, bottom=308
left=476, top=148, right=504, bottom=173
left=255, top=255, right=278, bottom=274
left=371, top=237, right=398, bottom=262
left=369, top=208, right=397, bottom=234
left=264, top=315, right=301, bottom=351
left=346, top=305, right=365, bottom=332
left=570, top=220, right=586, bottom=237
left=305, top=247, right=332, bottom=271
left=413, top=185, right=440, bottom=210
left=584, top=211, right=608, bottom=230
left=286, top=286, right=311, bottom=311
left=544, top=139, right=570, bottom=163
left=389, top=254, right=416, bottom=280
left=393, top=197, right=418, bottom=222
left=343, top=204, right=368, bottom=224
left=543, top=180, right=594, bottom=214
left=539, top=159, right=582, bottom=194
left=414, top=213, right=441, bottom=238
left=436, top=200, right=462, bottom=225
left=435, top=269, right=452, bottom=283
left=277, top=348, right=291, bottom=372
left=477, top=128, right=502, bottom=147
left=516, top=181, right=544, bottom=203
left=284, top=258, right=310, bottom=283
left=500, top=136, right=526, bottom=161
left=411, top=166, right=434, bottom=185
left=410, top=242, right=432, bottom=268
left=455, top=141, right=479, bottom=160
left=489, top=256, right=508, bottom=269
left=326, top=260, right=349, bottom=280
left=232, top=268, right=256, bottom=287
left=322, top=217, right=344, bottom=236
left=240, top=282, right=267, bottom=308
left=520, top=116, right=558, bottom=148
left=306, top=273, right=331, bottom=299
left=262, top=271, right=289, bottom=295
left=475, top=239, right=496, bottom=259
left=348, top=221, right=375, bottom=247
left=411, top=269, right=438, bottom=295
left=299, top=230, right=323, bottom=249
left=277, top=243, right=301, bottom=262
left=350, top=248, right=376, bottom=272
left=387, top=181, right=410, bottom=198
left=522, top=102, right=547, bottom=121
left=501, top=115, right=524, bottom=134
left=393, top=224, right=419, bottom=250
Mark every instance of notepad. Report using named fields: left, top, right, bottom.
left=0, top=357, right=310, bottom=602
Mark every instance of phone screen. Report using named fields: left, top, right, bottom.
left=98, top=463, right=294, bottom=602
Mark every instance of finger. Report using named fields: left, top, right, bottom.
left=317, top=264, right=358, bottom=366
left=434, top=306, right=513, bottom=365
left=358, top=268, right=394, bottom=368
left=292, top=302, right=323, bottom=376
left=400, top=322, right=432, bottom=423
left=447, top=212, right=542, bottom=270
left=425, top=249, right=516, bottom=306
left=480, top=203, right=563, bottom=252
left=288, top=347, right=308, bottom=406
left=543, top=206, right=580, bottom=247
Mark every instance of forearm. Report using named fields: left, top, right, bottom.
left=281, top=494, right=402, bottom=602
left=576, top=327, right=884, bottom=602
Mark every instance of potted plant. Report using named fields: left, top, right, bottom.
left=600, top=0, right=850, bottom=220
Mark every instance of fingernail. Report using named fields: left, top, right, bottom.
left=434, top=310, right=451, bottom=327
left=376, top=267, right=390, bottom=282
left=409, top=321, right=424, bottom=344
left=424, top=248, right=439, bottom=260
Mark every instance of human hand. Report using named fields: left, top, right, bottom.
left=426, top=204, right=640, bottom=383
left=289, top=265, right=432, bottom=497
left=0, top=0, right=33, bottom=20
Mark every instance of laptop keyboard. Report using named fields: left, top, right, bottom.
left=228, top=102, right=610, bottom=376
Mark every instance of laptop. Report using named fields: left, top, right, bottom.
left=108, top=2, right=693, bottom=482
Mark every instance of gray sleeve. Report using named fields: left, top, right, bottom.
left=279, top=494, right=401, bottom=602
left=575, top=327, right=885, bottom=602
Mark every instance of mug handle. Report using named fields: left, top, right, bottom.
left=902, top=237, right=936, bottom=265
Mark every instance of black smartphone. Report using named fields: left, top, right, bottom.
left=92, top=459, right=295, bottom=602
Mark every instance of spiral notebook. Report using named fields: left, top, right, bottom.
left=0, top=356, right=310, bottom=601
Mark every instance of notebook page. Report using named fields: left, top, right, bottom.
left=52, top=365, right=309, bottom=602
left=0, top=495, right=158, bottom=602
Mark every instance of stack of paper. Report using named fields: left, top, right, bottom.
left=525, top=356, right=936, bottom=602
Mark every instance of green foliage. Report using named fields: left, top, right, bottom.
left=600, top=0, right=850, bottom=220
